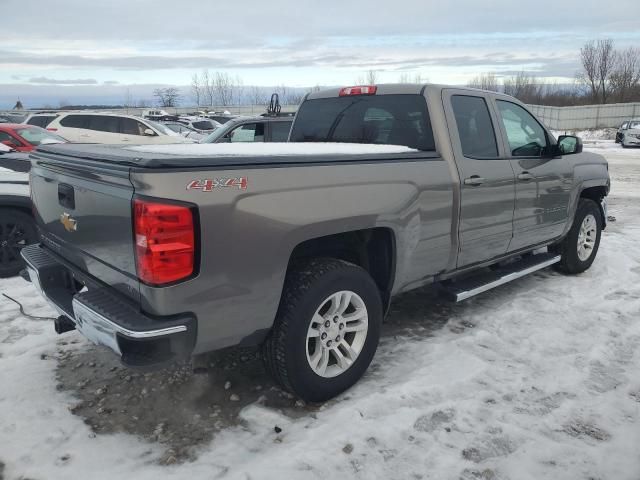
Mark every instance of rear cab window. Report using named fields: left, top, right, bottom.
left=270, top=121, right=292, bottom=141
left=290, top=94, right=435, bottom=150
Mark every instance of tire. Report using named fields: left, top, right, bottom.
left=0, top=208, right=38, bottom=278
left=263, top=258, right=382, bottom=402
left=552, top=198, right=602, bottom=274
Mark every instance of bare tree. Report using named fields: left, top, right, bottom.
left=610, top=47, right=640, bottom=102
left=579, top=40, right=600, bottom=101
left=366, top=70, right=378, bottom=84
left=123, top=88, right=134, bottom=113
left=275, top=84, right=289, bottom=104
left=153, top=87, right=180, bottom=108
left=597, top=39, right=617, bottom=103
left=503, top=71, right=542, bottom=103
left=201, top=70, right=214, bottom=106
left=467, top=72, right=499, bottom=92
left=213, top=72, right=234, bottom=106
left=191, top=73, right=202, bottom=107
left=249, top=85, right=267, bottom=106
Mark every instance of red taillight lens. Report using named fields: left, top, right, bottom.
left=133, top=198, right=196, bottom=286
left=338, top=85, right=377, bottom=96
left=46, top=128, right=57, bottom=132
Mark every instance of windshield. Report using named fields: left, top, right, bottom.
left=146, top=120, right=180, bottom=136
left=15, top=127, right=67, bottom=145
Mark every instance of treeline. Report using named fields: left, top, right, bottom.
left=468, top=39, right=640, bottom=106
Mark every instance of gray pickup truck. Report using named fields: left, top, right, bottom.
left=22, top=84, right=609, bottom=402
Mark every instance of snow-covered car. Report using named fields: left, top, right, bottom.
left=46, top=112, right=193, bottom=145
left=615, top=121, right=628, bottom=143
left=161, top=121, right=205, bottom=141
left=620, top=119, right=640, bottom=148
left=0, top=143, right=37, bottom=277
left=141, top=109, right=178, bottom=122
left=176, top=118, right=221, bottom=134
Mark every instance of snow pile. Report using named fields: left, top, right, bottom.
left=127, top=142, right=419, bottom=157
left=1, top=151, right=640, bottom=479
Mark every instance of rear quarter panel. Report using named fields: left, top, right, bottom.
left=131, top=157, right=454, bottom=353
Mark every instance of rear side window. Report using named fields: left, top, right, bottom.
left=451, top=95, right=498, bottom=158
left=270, top=121, right=292, bottom=141
left=89, top=115, right=120, bottom=133
left=27, top=115, right=56, bottom=128
left=290, top=94, right=435, bottom=150
left=60, top=115, right=90, bottom=129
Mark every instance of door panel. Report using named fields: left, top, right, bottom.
left=493, top=100, right=572, bottom=250
left=443, top=91, right=516, bottom=267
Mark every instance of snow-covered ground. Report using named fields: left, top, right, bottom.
left=1, top=144, right=640, bottom=480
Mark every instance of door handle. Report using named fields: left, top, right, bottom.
left=517, top=172, right=535, bottom=181
left=464, top=175, right=485, bottom=186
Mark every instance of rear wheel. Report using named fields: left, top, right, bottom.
left=263, top=258, right=382, bottom=402
left=0, top=209, right=37, bottom=278
left=552, top=198, right=602, bottom=274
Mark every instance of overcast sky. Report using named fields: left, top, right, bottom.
left=1, top=0, right=639, bottom=107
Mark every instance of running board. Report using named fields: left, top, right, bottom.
left=440, top=253, right=561, bottom=302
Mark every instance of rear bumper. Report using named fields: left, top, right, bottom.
left=21, top=244, right=196, bottom=367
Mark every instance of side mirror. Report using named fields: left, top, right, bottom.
left=557, top=135, right=583, bottom=155
left=143, top=128, right=156, bottom=136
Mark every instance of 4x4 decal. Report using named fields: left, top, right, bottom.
left=186, top=177, right=247, bottom=192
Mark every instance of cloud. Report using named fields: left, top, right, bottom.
left=28, top=76, right=98, bottom=85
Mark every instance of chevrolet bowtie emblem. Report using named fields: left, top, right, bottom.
left=60, top=212, right=77, bottom=232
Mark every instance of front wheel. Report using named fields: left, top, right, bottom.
left=552, top=198, right=602, bottom=274
left=263, top=258, right=382, bottom=402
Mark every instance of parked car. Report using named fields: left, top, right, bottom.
left=615, top=121, right=629, bottom=143
left=0, top=113, right=27, bottom=124
left=200, top=115, right=293, bottom=143
left=176, top=118, right=220, bottom=134
left=22, top=113, right=59, bottom=128
left=0, top=143, right=36, bottom=277
left=620, top=119, right=640, bottom=148
left=46, top=112, right=192, bottom=144
left=22, top=84, right=609, bottom=402
left=161, top=121, right=205, bottom=141
left=141, top=109, right=178, bottom=122
left=0, top=124, right=67, bottom=152
left=206, top=113, right=237, bottom=124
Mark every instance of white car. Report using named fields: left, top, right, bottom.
left=176, top=117, right=221, bottom=133
left=46, top=112, right=192, bottom=145
left=620, top=119, right=640, bottom=148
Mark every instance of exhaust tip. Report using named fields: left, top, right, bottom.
left=54, top=316, right=76, bottom=334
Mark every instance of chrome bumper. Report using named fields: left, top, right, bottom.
left=22, top=244, right=195, bottom=366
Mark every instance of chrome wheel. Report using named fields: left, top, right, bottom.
left=305, top=290, right=368, bottom=378
left=577, top=214, right=597, bottom=261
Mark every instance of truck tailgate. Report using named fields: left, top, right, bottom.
left=30, top=149, right=139, bottom=304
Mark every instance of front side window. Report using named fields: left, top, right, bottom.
left=496, top=100, right=548, bottom=157
left=0, top=131, right=20, bottom=147
left=230, top=123, right=265, bottom=142
left=121, top=118, right=146, bottom=135
left=451, top=95, right=498, bottom=158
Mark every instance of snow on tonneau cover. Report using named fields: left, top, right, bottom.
left=29, top=142, right=421, bottom=306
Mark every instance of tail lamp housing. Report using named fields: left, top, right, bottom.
left=133, top=197, right=198, bottom=286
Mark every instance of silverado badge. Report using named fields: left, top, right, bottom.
left=60, top=212, right=78, bottom=232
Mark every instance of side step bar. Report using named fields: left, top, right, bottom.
left=440, top=253, right=561, bottom=302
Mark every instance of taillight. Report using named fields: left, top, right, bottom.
left=338, top=85, right=377, bottom=96
left=46, top=128, right=57, bottom=132
left=133, top=198, right=196, bottom=286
